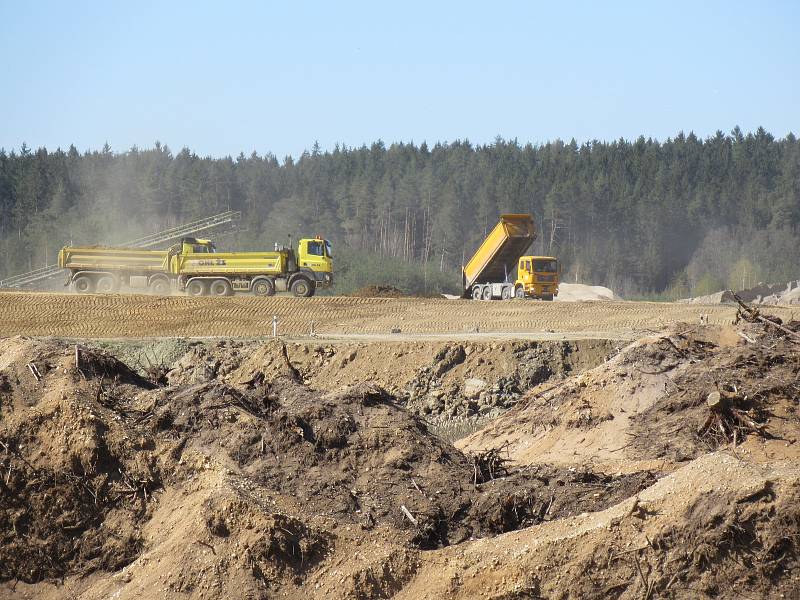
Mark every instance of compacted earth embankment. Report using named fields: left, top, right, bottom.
left=1, top=316, right=799, bottom=598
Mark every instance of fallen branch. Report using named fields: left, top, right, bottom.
left=732, top=292, right=800, bottom=342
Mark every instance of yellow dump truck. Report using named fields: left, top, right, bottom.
left=57, top=236, right=333, bottom=297
left=463, top=214, right=559, bottom=300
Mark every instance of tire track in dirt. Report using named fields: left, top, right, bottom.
left=1, top=291, right=793, bottom=339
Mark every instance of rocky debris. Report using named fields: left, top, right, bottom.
left=405, top=340, right=611, bottom=419
left=462, top=378, right=488, bottom=399
left=680, top=279, right=800, bottom=306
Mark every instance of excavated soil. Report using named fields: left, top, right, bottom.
left=153, top=337, right=617, bottom=422
left=1, top=314, right=799, bottom=599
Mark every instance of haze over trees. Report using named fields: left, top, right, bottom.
left=1, top=127, right=798, bottom=297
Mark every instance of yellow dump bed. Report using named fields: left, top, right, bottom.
left=172, top=251, right=290, bottom=276
left=463, top=214, right=536, bottom=289
left=58, top=247, right=169, bottom=273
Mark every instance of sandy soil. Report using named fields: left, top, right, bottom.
left=1, top=310, right=799, bottom=599
left=1, top=290, right=796, bottom=338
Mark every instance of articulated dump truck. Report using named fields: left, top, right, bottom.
left=463, top=214, right=560, bottom=300
left=58, top=236, right=333, bottom=297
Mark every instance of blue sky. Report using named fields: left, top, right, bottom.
left=1, top=0, right=797, bottom=158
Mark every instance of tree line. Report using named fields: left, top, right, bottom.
left=1, top=127, right=798, bottom=297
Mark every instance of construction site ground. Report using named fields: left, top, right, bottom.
left=1, top=290, right=797, bottom=339
left=1, top=291, right=799, bottom=599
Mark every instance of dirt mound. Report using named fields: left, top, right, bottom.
left=160, top=338, right=616, bottom=423
left=556, top=282, right=620, bottom=301
left=0, top=338, right=157, bottom=583
left=0, top=336, right=655, bottom=598
left=459, top=321, right=800, bottom=474
left=396, top=453, right=800, bottom=600
left=349, top=285, right=405, bottom=298
left=2, top=318, right=799, bottom=599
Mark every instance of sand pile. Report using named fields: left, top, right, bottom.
left=556, top=282, right=620, bottom=301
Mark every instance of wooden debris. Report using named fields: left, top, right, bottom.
left=706, top=391, right=723, bottom=409
left=26, top=362, right=42, bottom=381
left=732, top=292, right=800, bottom=342
left=736, top=331, right=757, bottom=344
left=698, top=386, right=770, bottom=447
left=400, top=504, right=418, bottom=527
left=468, top=443, right=511, bottom=485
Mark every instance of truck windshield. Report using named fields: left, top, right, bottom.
left=325, top=241, right=332, bottom=258
left=307, top=240, right=324, bottom=256
left=533, top=259, right=558, bottom=272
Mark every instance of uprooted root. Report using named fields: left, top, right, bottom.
left=698, top=389, right=772, bottom=448
left=468, top=443, right=511, bottom=485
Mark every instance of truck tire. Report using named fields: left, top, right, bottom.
left=73, top=275, right=95, bottom=294
left=290, top=277, right=313, bottom=298
left=209, top=279, right=233, bottom=297
left=501, top=285, right=512, bottom=300
left=95, top=275, right=116, bottom=293
left=542, top=294, right=554, bottom=301
left=481, top=286, right=492, bottom=301
left=186, top=279, right=207, bottom=296
left=149, top=277, right=170, bottom=296
left=471, top=286, right=482, bottom=300
left=515, top=286, right=525, bottom=299
left=251, top=278, right=275, bottom=296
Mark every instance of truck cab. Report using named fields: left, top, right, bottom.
left=180, top=238, right=216, bottom=254
left=515, top=256, right=559, bottom=300
left=297, top=237, right=333, bottom=275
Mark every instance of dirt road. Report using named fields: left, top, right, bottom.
left=1, top=290, right=794, bottom=338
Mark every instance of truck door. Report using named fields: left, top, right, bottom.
left=519, top=259, right=530, bottom=282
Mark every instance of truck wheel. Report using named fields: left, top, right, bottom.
left=481, top=286, right=492, bottom=301
left=501, top=286, right=512, bottom=300
left=515, top=286, right=525, bottom=299
left=186, top=279, right=206, bottom=296
left=251, top=278, right=275, bottom=296
left=209, top=279, right=233, bottom=297
left=73, top=275, right=95, bottom=294
left=149, top=278, right=171, bottom=296
left=95, top=275, right=116, bottom=293
left=290, top=277, right=313, bottom=298
left=471, top=286, right=482, bottom=300
left=543, top=294, right=554, bottom=301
